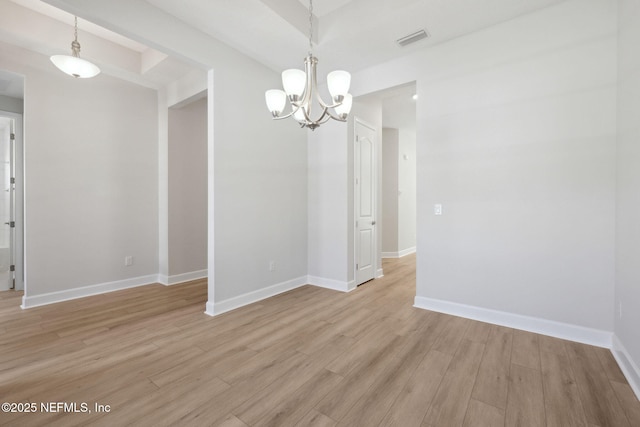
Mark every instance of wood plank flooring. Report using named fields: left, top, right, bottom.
left=0, top=254, right=638, bottom=426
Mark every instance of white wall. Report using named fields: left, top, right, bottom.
left=382, top=128, right=399, bottom=255
left=0, top=41, right=159, bottom=302
left=308, top=120, right=349, bottom=285
left=168, top=97, right=207, bottom=278
left=308, top=99, right=382, bottom=287
left=25, top=0, right=307, bottom=312
left=213, top=64, right=307, bottom=303
left=397, top=129, right=416, bottom=254
left=345, top=0, right=617, bottom=339
left=615, top=0, right=640, bottom=397
left=382, top=127, right=416, bottom=257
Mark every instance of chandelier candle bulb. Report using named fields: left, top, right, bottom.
left=282, top=69, right=306, bottom=100
left=265, top=90, right=287, bottom=117
left=327, top=70, right=351, bottom=101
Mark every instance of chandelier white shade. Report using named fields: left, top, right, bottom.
left=50, top=17, right=100, bottom=79
left=265, top=0, right=352, bottom=130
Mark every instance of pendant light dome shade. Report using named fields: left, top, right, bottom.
left=50, top=55, right=100, bottom=79
left=50, top=17, right=100, bottom=79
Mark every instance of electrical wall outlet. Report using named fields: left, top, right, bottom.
left=269, top=261, right=276, bottom=272
left=125, top=256, right=134, bottom=266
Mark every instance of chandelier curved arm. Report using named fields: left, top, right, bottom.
left=322, top=107, right=348, bottom=122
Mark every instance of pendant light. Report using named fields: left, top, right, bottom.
left=265, top=0, right=352, bottom=130
left=50, top=17, right=100, bottom=79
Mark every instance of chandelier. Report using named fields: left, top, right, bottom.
left=50, top=17, right=101, bottom=79
left=265, top=0, right=352, bottom=130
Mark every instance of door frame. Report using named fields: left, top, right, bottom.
left=353, top=117, right=378, bottom=287
left=0, top=110, right=24, bottom=292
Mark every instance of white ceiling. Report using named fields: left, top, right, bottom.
left=10, top=0, right=148, bottom=52
left=297, top=0, right=352, bottom=17
left=145, top=0, right=567, bottom=74
left=1, top=0, right=198, bottom=91
left=2, top=0, right=568, bottom=95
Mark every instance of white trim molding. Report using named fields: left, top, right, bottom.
left=205, top=276, right=307, bottom=317
left=382, top=247, right=416, bottom=259
left=158, top=269, right=207, bottom=286
left=376, top=268, right=384, bottom=279
left=612, top=335, right=640, bottom=401
left=414, top=296, right=612, bottom=348
left=307, top=275, right=356, bottom=293
left=21, top=275, right=159, bottom=309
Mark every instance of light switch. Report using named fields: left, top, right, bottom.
left=434, top=204, right=442, bottom=215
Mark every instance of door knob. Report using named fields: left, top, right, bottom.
left=371, top=221, right=376, bottom=225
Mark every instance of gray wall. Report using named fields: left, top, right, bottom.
left=382, top=128, right=399, bottom=254
left=0, top=95, right=23, bottom=114
left=615, top=0, right=640, bottom=391
left=30, top=0, right=309, bottom=309
left=0, top=41, right=159, bottom=298
left=349, top=0, right=617, bottom=333
left=416, top=0, right=616, bottom=331
left=397, top=129, right=416, bottom=253
left=168, top=97, right=207, bottom=277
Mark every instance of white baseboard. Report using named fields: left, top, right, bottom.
left=382, top=247, right=416, bottom=259
left=612, top=335, right=640, bottom=401
left=376, top=268, right=384, bottom=279
left=158, top=269, right=207, bottom=286
left=21, top=274, right=159, bottom=309
left=307, top=275, right=355, bottom=292
left=413, top=296, right=612, bottom=348
left=204, top=301, right=215, bottom=316
left=205, top=276, right=307, bottom=317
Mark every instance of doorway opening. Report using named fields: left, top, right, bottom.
left=381, top=84, right=417, bottom=261
left=353, top=82, right=417, bottom=287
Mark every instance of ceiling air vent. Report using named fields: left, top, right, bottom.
left=396, top=30, right=429, bottom=47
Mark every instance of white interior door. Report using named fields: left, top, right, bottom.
left=355, top=120, right=376, bottom=286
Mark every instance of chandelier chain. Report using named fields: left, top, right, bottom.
left=74, top=16, right=78, bottom=42
left=308, top=0, right=313, bottom=54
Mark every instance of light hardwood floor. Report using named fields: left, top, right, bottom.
left=1, top=255, right=639, bottom=426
